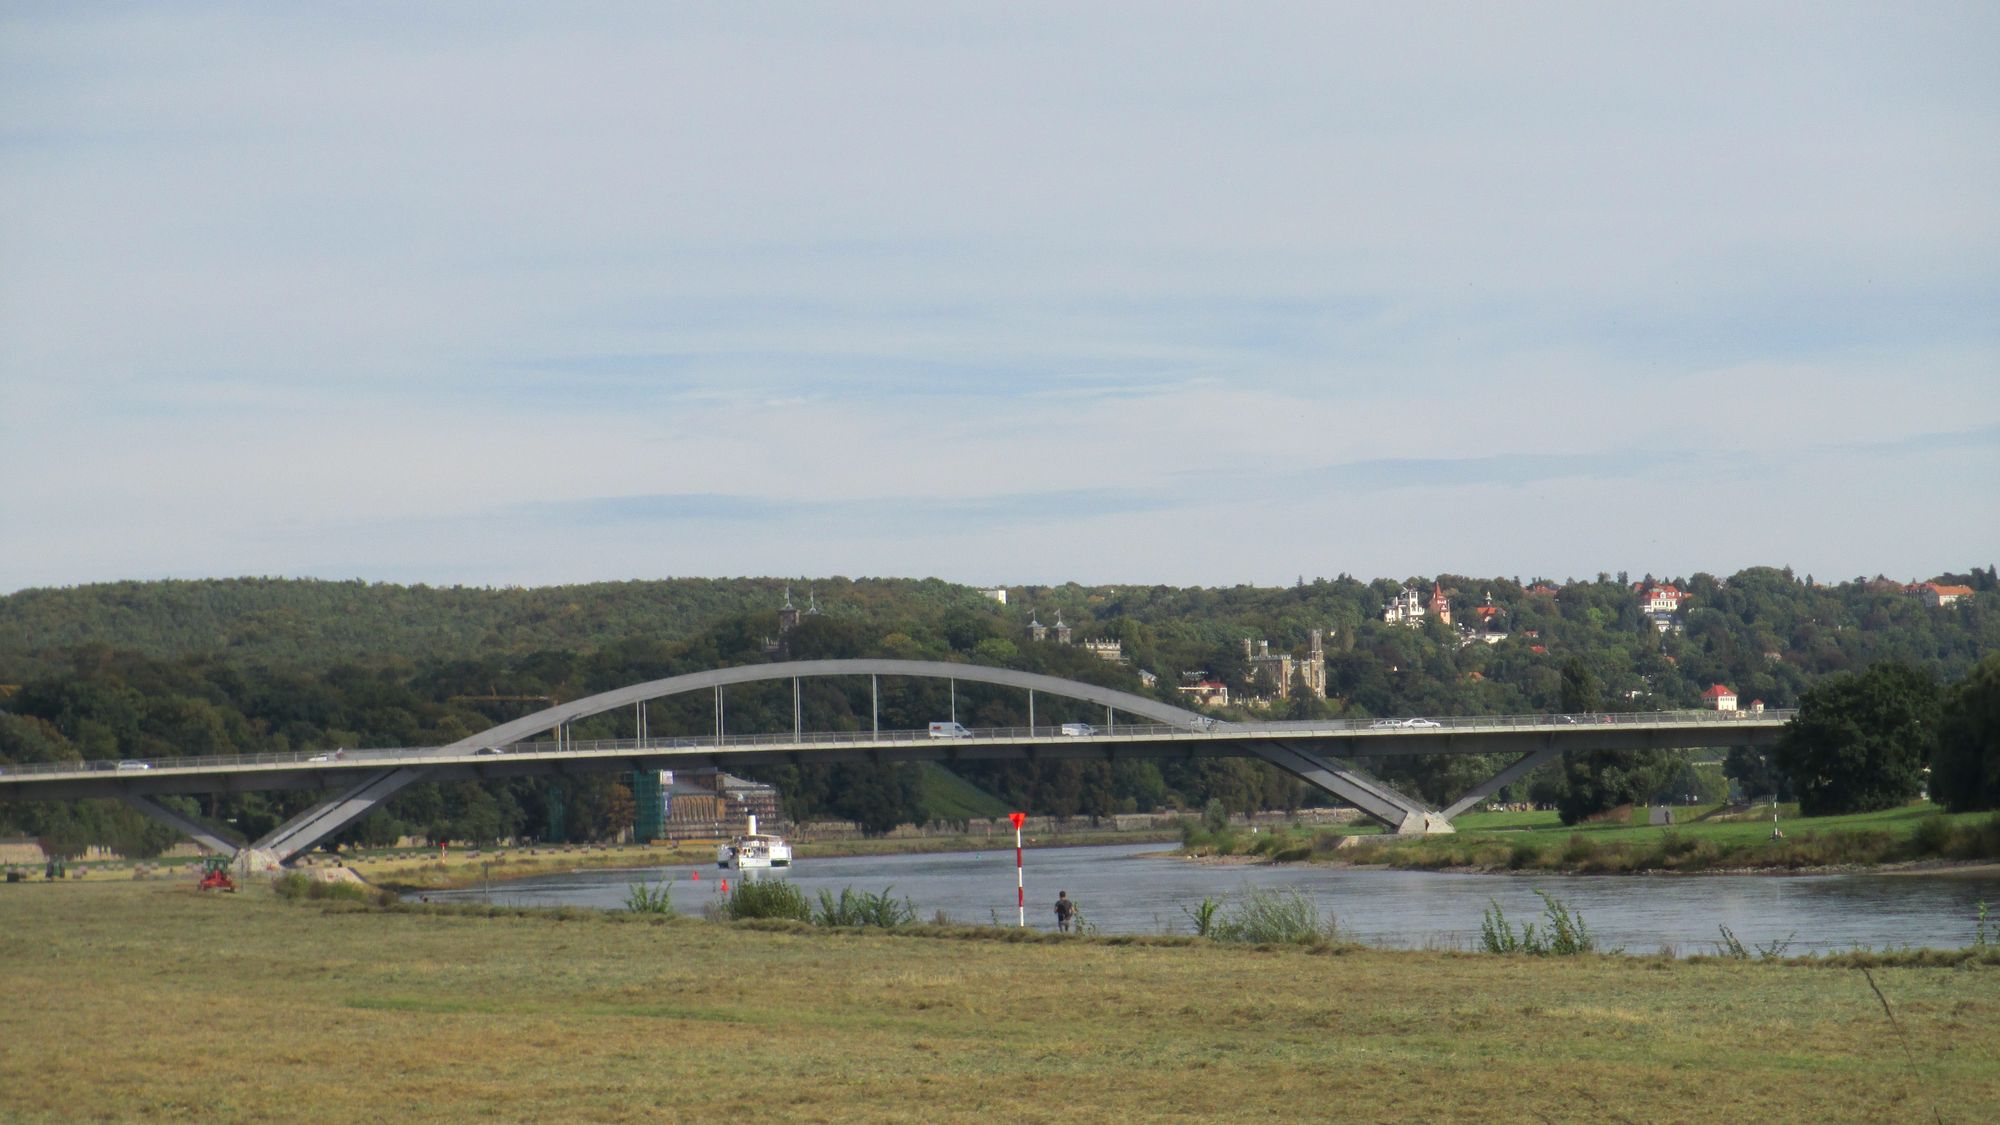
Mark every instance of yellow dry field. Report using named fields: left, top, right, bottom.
left=2, top=880, right=1997, bottom=1122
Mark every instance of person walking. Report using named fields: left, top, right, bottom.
left=1054, top=890, right=1076, bottom=932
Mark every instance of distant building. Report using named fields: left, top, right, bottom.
left=1243, top=638, right=1295, bottom=701
left=1051, top=611, right=1072, bottom=645
left=979, top=587, right=1008, bottom=605
left=1177, top=680, right=1230, bottom=707
left=765, top=586, right=807, bottom=656
left=1635, top=581, right=1691, bottom=633
left=1082, top=639, right=1124, bottom=663
left=1383, top=586, right=1426, bottom=626
left=1701, top=684, right=1738, bottom=712
left=1028, top=612, right=1048, bottom=643
left=1748, top=699, right=1766, bottom=714
left=1301, top=630, right=1327, bottom=700
left=1427, top=582, right=1453, bottom=626
left=641, top=769, right=784, bottom=842
left=1916, top=583, right=1974, bottom=607
left=1461, top=593, right=1507, bottom=646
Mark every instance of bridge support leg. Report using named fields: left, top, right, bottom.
left=1439, top=746, right=1565, bottom=821
left=122, top=794, right=244, bottom=857
left=252, top=767, right=431, bottom=866
left=1256, top=742, right=1452, bottom=835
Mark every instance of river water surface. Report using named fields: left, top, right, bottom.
left=416, top=842, right=2000, bottom=954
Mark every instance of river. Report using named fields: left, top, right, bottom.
left=414, top=842, right=2000, bottom=955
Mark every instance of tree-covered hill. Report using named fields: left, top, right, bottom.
left=4, top=568, right=1994, bottom=703
left=2, top=566, right=1992, bottom=852
left=0, top=576, right=992, bottom=675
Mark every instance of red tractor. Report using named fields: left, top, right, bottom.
left=197, top=855, right=237, bottom=892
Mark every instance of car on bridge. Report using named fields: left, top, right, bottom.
left=927, top=722, right=973, bottom=739
left=1402, top=718, right=1442, bottom=728
left=115, top=760, right=151, bottom=771
left=1369, top=719, right=1404, bottom=729
left=1059, top=723, right=1096, bottom=737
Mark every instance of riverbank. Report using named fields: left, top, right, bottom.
left=2, top=878, right=1995, bottom=1121
left=342, top=829, right=1182, bottom=892
left=1182, top=803, right=2000, bottom=876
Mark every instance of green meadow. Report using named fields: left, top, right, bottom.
left=2, top=878, right=1996, bottom=1122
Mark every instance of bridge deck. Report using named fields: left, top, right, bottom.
left=0, top=711, right=1791, bottom=801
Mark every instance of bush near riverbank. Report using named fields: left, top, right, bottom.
left=3, top=878, right=1996, bottom=1121
left=1182, top=803, right=2000, bottom=874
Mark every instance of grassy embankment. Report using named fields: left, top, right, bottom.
left=1184, top=803, right=2000, bottom=874
left=2, top=878, right=1997, bottom=1121
left=329, top=827, right=1178, bottom=892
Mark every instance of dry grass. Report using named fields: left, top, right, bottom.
left=3, top=879, right=1998, bottom=1122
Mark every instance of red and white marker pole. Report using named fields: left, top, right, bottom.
left=1009, top=811, right=1027, bottom=927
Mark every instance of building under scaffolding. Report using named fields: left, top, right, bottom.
left=631, top=768, right=784, bottom=842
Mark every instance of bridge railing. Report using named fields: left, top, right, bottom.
left=0, top=709, right=1796, bottom=779
left=1249, top=708, right=1797, bottom=735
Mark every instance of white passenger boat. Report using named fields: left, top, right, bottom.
left=717, top=815, right=792, bottom=870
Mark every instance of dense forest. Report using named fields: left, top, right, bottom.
left=2, top=566, right=1994, bottom=855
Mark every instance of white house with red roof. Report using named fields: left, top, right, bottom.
left=1701, top=684, right=1738, bottom=712
left=1176, top=680, right=1230, bottom=707
left=1916, top=582, right=1974, bottom=607
left=1637, top=582, right=1691, bottom=615
left=1634, top=580, right=1691, bottom=633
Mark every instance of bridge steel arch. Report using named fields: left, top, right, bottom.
left=251, top=659, right=1430, bottom=863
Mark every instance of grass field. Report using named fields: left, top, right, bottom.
left=3, top=879, right=1997, bottom=1121
left=915, top=761, right=1011, bottom=820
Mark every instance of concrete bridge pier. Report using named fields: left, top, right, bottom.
left=253, top=767, right=431, bottom=863
left=122, top=794, right=244, bottom=857
left=1256, top=741, right=1452, bottom=835
left=1439, top=746, right=1565, bottom=821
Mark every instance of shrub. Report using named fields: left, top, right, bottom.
left=1506, top=840, right=1544, bottom=870
left=1182, top=896, right=1222, bottom=937
left=813, top=886, right=916, bottom=928
left=1480, top=891, right=1596, bottom=955
left=1211, top=888, right=1337, bottom=945
left=1560, top=834, right=1600, bottom=867
left=624, top=880, right=673, bottom=915
left=1659, top=829, right=1699, bottom=859
left=1910, top=814, right=1954, bottom=857
left=271, top=872, right=379, bottom=904
left=1270, top=842, right=1313, bottom=864
left=1481, top=900, right=1526, bottom=953
left=1201, top=799, right=1230, bottom=834
left=1718, top=925, right=1795, bottom=959
left=724, top=879, right=811, bottom=922
left=1947, top=813, right=2000, bottom=861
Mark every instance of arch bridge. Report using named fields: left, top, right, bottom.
left=0, top=659, right=1789, bottom=868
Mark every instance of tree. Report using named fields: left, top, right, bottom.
left=1773, top=662, right=1939, bottom=816
left=1932, top=655, right=2000, bottom=812
left=1559, top=658, right=1601, bottom=714
left=1723, top=744, right=1794, bottom=801
left=1553, top=749, right=1677, bottom=825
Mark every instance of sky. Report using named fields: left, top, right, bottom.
left=2, top=2, right=1996, bottom=595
